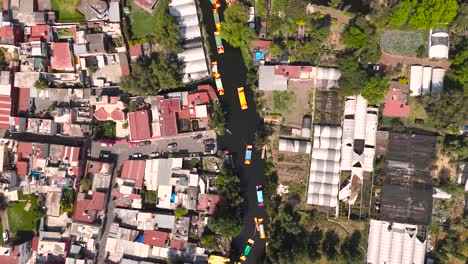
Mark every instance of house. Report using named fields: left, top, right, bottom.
left=92, top=95, right=126, bottom=136
left=251, top=40, right=272, bottom=66
left=25, top=25, right=51, bottom=43
left=128, top=110, right=151, bottom=141
left=112, top=159, right=146, bottom=209
left=109, top=1, right=121, bottom=23
left=0, top=240, right=33, bottom=264
left=85, top=33, right=106, bottom=54
left=129, top=44, right=143, bottom=61
left=143, top=230, right=171, bottom=247
left=134, top=0, right=158, bottom=12
left=86, top=160, right=112, bottom=191
left=258, top=65, right=288, bottom=91
left=70, top=222, right=101, bottom=256
left=196, top=194, right=224, bottom=215
left=382, top=88, right=410, bottom=118
left=366, top=219, right=427, bottom=264
left=428, top=29, right=449, bottom=59
left=77, top=0, right=109, bottom=21
left=306, top=125, right=342, bottom=210
left=72, top=191, right=106, bottom=224
left=50, top=43, right=74, bottom=72
left=144, top=158, right=183, bottom=191
left=0, top=25, right=24, bottom=45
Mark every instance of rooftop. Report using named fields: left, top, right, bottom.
left=51, top=43, right=74, bottom=71
left=383, top=88, right=410, bottom=118
left=72, top=191, right=106, bottom=224
left=143, top=230, right=170, bottom=247
left=120, top=159, right=146, bottom=189
left=128, top=110, right=151, bottom=141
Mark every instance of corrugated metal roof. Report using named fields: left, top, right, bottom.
left=258, top=65, right=288, bottom=91
left=109, top=2, right=121, bottom=23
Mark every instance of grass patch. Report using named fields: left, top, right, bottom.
left=381, top=29, right=424, bottom=56
left=128, top=0, right=159, bottom=38
left=272, top=91, right=295, bottom=113
left=8, top=193, right=42, bottom=243
left=52, top=0, right=85, bottom=22
left=406, top=97, right=436, bottom=131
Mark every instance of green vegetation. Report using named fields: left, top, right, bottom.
left=380, top=30, right=424, bottom=56
left=143, top=190, right=158, bottom=205
left=343, top=26, right=366, bottom=51
left=120, top=53, right=182, bottom=95
left=60, top=189, right=75, bottom=214
left=80, top=175, right=92, bottom=192
left=8, top=193, right=42, bottom=243
left=361, top=76, right=390, bottom=105
left=425, top=90, right=468, bottom=131
left=57, top=28, right=74, bottom=37
left=450, top=38, right=468, bottom=95
left=93, top=121, right=116, bottom=140
left=450, top=3, right=468, bottom=35
left=174, top=207, right=188, bottom=218
left=272, top=91, right=295, bottom=113
left=34, top=79, right=48, bottom=90
left=128, top=0, right=180, bottom=52
left=52, top=0, right=85, bottom=22
left=221, top=2, right=256, bottom=49
left=208, top=101, right=226, bottom=136
left=208, top=170, right=243, bottom=238
left=388, top=0, right=458, bottom=29
left=442, top=135, right=468, bottom=162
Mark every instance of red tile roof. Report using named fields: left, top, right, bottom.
left=29, top=25, right=49, bottom=43
left=72, top=192, right=106, bottom=224
left=16, top=160, right=29, bottom=176
left=93, top=107, right=109, bottom=121
left=383, top=89, right=410, bottom=118
left=120, top=159, right=146, bottom=188
left=252, top=40, right=272, bottom=48
left=32, top=236, right=39, bottom=251
left=51, top=43, right=73, bottom=71
left=87, top=160, right=103, bottom=174
left=0, top=95, right=11, bottom=129
left=17, top=142, right=33, bottom=158
left=274, top=65, right=314, bottom=79
left=128, top=110, right=151, bottom=141
left=129, top=45, right=143, bottom=59
left=63, top=146, right=80, bottom=162
left=197, top=84, right=217, bottom=102
left=170, top=239, right=185, bottom=250
left=18, top=88, right=30, bottom=112
left=110, top=108, right=124, bottom=121
left=160, top=99, right=179, bottom=137
left=0, top=25, right=23, bottom=45
left=143, top=230, right=170, bottom=247
left=196, top=194, right=224, bottom=215
left=110, top=96, right=120, bottom=104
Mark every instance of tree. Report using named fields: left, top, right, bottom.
left=450, top=42, right=468, bottom=94
left=60, top=189, right=75, bottom=214
left=221, top=2, right=256, bottom=48
left=120, top=53, right=182, bottom=95
left=270, top=42, right=284, bottom=58
left=361, top=76, right=390, bottom=105
left=450, top=3, right=468, bottom=35
left=254, top=123, right=274, bottom=149
left=151, top=0, right=181, bottom=53
left=322, top=230, right=340, bottom=259
left=443, top=135, right=468, bottom=162
left=338, top=71, right=367, bottom=96
left=329, top=0, right=341, bottom=8
left=407, top=0, right=459, bottom=29
left=34, top=79, right=48, bottom=90
left=209, top=211, right=243, bottom=237
left=388, top=118, right=407, bottom=132
left=341, top=230, right=362, bottom=260
left=208, top=101, right=226, bottom=136
left=174, top=207, right=188, bottom=218
left=388, top=0, right=416, bottom=27
left=80, top=176, right=92, bottom=192
left=343, top=26, right=367, bottom=50
left=285, top=0, right=306, bottom=20
left=93, top=121, right=116, bottom=140
left=426, top=90, right=468, bottom=130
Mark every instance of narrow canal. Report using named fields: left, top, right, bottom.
left=199, top=0, right=268, bottom=263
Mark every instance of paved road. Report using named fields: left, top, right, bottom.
left=95, top=130, right=216, bottom=262
left=200, top=1, right=268, bottom=263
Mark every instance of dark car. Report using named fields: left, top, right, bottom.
left=139, top=141, right=151, bottom=146
left=130, top=153, right=143, bottom=159
left=99, top=150, right=112, bottom=160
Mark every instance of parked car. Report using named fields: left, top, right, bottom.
left=240, top=239, right=254, bottom=261
left=99, top=150, right=111, bottom=160
left=149, top=152, right=160, bottom=159
left=244, top=145, right=253, bottom=164
left=139, top=141, right=151, bottom=146
left=168, top=143, right=177, bottom=149
left=256, top=185, right=264, bottom=207
left=203, top=138, right=215, bottom=145
left=237, top=87, right=248, bottom=110
left=224, top=150, right=234, bottom=168
left=254, top=217, right=266, bottom=239
left=130, top=153, right=143, bottom=159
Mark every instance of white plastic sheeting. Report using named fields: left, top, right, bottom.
left=428, top=30, right=449, bottom=59
left=410, top=65, right=423, bottom=96
left=169, top=2, right=198, bottom=17
left=431, top=68, right=445, bottom=93
left=307, top=125, right=341, bottom=208
left=422, top=66, right=432, bottom=95
left=367, top=219, right=426, bottom=264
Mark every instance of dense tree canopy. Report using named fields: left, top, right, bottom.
left=450, top=41, right=468, bottom=94
left=120, top=53, right=182, bottom=95
left=152, top=0, right=181, bottom=52
left=443, top=135, right=468, bottom=162
left=361, top=76, right=391, bottom=105
left=388, top=0, right=459, bottom=29
left=343, top=26, right=367, bottom=50
left=208, top=101, right=226, bottom=136
left=426, top=90, right=468, bottom=130
left=221, top=2, right=256, bottom=48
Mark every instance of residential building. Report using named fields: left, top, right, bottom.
left=128, top=110, right=151, bottom=141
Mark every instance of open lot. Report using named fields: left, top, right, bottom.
left=127, top=0, right=159, bottom=38
left=7, top=193, right=42, bottom=244
left=262, top=80, right=314, bottom=127
left=52, top=0, right=85, bottom=22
